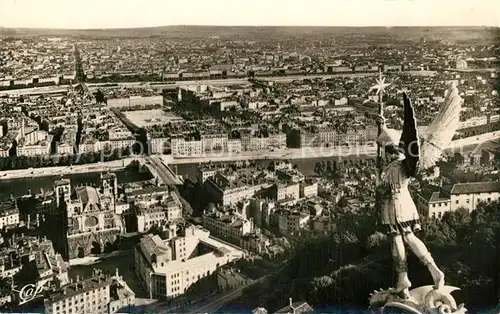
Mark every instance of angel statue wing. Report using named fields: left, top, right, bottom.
left=398, top=93, right=420, bottom=178
left=419, top=83, right=463, bottom=171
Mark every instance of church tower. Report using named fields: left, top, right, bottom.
left=55, top=178, right=71, bottom=207
left=100, top=172, right=118, bottom=198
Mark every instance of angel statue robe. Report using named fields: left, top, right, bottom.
left=377, top=158, right=421, bottom=235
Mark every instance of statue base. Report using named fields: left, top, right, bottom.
left=369, top=285, right=467, bottom=314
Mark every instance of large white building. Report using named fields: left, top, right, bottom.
left=134, top=225, right=245, bottom=299
left=16, top=121, right=52, bottom=157
left=416, top=181, right=500, bottom=219
left=78, top=138, right=136, bottom=154
left=107, top=95, right=163, bottom=108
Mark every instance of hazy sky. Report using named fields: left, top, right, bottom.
left=1, top=0, right=498, bottom=29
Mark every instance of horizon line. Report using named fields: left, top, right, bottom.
left=1, top=24, right=498, bottom=31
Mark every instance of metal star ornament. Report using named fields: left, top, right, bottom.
left=369, top=71, right=391, bottom=95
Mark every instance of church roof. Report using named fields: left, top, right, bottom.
left=54, top=178, right=71, bottom=186
left=75, top=186, right=100, bottom=205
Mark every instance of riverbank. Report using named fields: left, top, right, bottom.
left=163, top=147, right=377, bottom=165
left=0, top=168, right=153, bottom=199
left=164, top=131, right=500, bottom=165
left=0, top=157, right=139, bottom=180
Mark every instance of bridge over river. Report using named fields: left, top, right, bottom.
left=140, top=155, right=184, bottom=186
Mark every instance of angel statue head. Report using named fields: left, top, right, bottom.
left=376, top=117, right=405, bottom=162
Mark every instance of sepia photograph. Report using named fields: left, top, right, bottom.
left=0, top=0, right=499, bottom=313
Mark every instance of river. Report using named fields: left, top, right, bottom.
left=0, top=169, right=153, bottom=199
left=0, top=139, right=492, bottom=197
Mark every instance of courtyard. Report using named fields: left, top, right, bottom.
left=68, top=250, right=148, bottom=298
left=123, top=109, right=184, bottom=127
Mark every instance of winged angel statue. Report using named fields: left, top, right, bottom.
left=370, top=83, right=467, bottom=314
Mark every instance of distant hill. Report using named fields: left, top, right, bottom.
left=0, top=25, right=498, bottom=42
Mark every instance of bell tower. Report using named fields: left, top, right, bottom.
left=100, top=172, right=118, bottom=198
left=55, top=178, right=71, bottom=206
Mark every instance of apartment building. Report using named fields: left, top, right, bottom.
left=300, top=181, right=319, bottom=199
left=277, top=210, right=311, bottom=234
left=205, top=172, right=272, bottom=206
left=170, top=137, right=203, bottom=156
left=149, top=137, right=170, bottom=154
left=136, top=192, right=183, bottom=233
left=44, top=270, right=135, bottom=314
left=202, top=207, right=255, bottom=243
left=195, top=164, right=219, bottom=183
left=0, top=202, right=20, bottom=229
left=272, top=183, right=300, bottom=202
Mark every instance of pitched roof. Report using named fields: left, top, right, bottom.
left=450, top=181, right=500, bottom=195
left=75, top=186, right=100, bottom=205
left=138, top=234, right=170, bottom=265
left=253, top=308, right=268, bottom=314
left=429, top=192, right=450, bottom=203
left=274, top=301, right=314, bottom=314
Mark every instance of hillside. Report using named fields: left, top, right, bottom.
left=233, top=202, right=500, bottom=312
left=0, top=26, right=498, bottom=42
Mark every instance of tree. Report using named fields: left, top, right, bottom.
left=314, top=162, right=324, bottom=176
left=234, top=200, right=500, bottom=311
left=308, top=276, right=335, bottom=305
left=95, top=89, right=106, bottom=104
left=337, top=197, right=348, bottom=208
